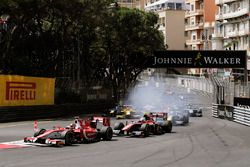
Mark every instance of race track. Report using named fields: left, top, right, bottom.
left=1, top=88, right=250, bottom=167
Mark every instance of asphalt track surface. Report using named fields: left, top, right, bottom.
left=1, top=88, right=250, bottom=167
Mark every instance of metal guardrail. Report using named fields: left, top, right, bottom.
left=234, top=107, right=250, bottom=126
left=212, top=103, right=218, bottom=118
left=212, top=104, right=250, bottom=126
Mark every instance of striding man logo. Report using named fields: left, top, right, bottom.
left=194, top=52, right=203, bottom=66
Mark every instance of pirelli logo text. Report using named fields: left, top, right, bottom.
left=6, top=82, right=36, bottom=101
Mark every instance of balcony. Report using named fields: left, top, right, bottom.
left=215, top=0, right=223, bottom=5
left=215, top=14, right=223, bottom=20
left=215, top=0, right=238, bottom=5
left=239, top=29, right=249, bottom=36
left=223, top=8, right=249, bottom=19
left=186, top=0, right=199, bottom=3
left=185, top=9, right=204, bottom=18
left=185, top=22, right=204, bottom=31
left=212, top=32, right=223, bottom=39
left=223, top=0, right=237, bottom=4
left=227, top=31, right=239, bottom=37
left=186, top=39, right=203, bottom=45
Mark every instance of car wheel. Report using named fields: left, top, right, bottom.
left=62, top=131, right=74, bottom=145
left=140, top=124, right=149, bottom=137
left=34, top=128, right=46, bottom=137
left=165, top=121, right=172, bottom=133
left=114, top=122, right=125, bottom=130
left=154, top=125, right=163, bottom=135
left=100, top=126, right=113, bottom=141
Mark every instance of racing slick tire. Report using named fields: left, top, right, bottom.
left=114, top=122, right=125, bottom=134
left=140, top=124, right=149, bottom=137
left=114, top=122, right=125, bottom=130
left=62, top=130, right=75, bottom=145
left=154, top=125, right=163, bottom=135
left=34, top=128, right=46, bottom=137
left=100, top=126, right=113, bottom=141
left=164, top=121, right=172, bottom=133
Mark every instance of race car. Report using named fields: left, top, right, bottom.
left=185, top=108, right=202, bottom=117
left=168, top=110, right=189, bottom=126
left=149, top=112, right=172, bottom=133
left=24, top=116, right=113, bottom=146
left=113, top=114, right=165, bottom=137
left=112, top=105, right=140, bottom=119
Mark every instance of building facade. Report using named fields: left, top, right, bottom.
left=144, top=0, right=187, bottom=50
left=117, top=0, right=145, bottom=10
left=185, top=0, right=217, bottom=75
left=185, top=0, right=203, bottom=50
left=213, top=0, right=250, bottom=77
left=213, top=0, right=249, bottom=51
left=144, top=0, right=188, bottom=74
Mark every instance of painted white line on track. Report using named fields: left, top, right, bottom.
left=2, top=140, right=28, bottom=145
left=0, top=140, right=34, bottom=149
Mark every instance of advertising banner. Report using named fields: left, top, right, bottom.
left=144, top=50, right=246, bottom=68
left=0, top=75, right=55, bottom=106
left=234, top=97, right=250, bottom=108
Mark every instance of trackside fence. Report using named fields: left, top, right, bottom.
left=212, top=103, right=250, bottom=126
left=233, top=107, right=250, bottom=126
left=212, top=103, right=219, bottom=118
left=0, top=102, right=114, bottom=123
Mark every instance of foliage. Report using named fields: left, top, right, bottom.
left=0, top=0, right=165, bottom=102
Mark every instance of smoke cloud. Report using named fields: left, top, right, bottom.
left=124, top=73, right=189, bottom=114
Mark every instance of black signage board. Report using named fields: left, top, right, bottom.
left=234, top=97, right=250, bottom=108
left=143, top=50, right=246, bottom=68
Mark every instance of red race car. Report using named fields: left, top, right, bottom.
left=149, top=112, right=172, bottom=133
left=113, top=114, right=164, bottom=137
left=24, top=116, right=113, bottom=146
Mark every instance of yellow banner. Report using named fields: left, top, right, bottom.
left=0, top=75, right=55, bottom=106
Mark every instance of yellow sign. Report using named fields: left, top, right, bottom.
left=0, top=75, right=55, bottom=106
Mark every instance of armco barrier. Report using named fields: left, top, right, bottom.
left=212, top=104, right=250, bottom=127
left=212, top=103, right=218, bottom=118
left=0, top=102, right=114, bottom=123
left=233, top=107, right=250, bottom=126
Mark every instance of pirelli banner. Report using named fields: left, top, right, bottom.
left=0, top=75, right=55, bottom=106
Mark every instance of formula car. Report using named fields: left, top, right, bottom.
left=185, top=108, right=202, bottom=117
left=113, top=114, right=166, bottom=137
left=168, top=110, right=188, bottom=126
left=111, top=105, right=140, bottom=119
left=24, top=116, right=113, bottom=146
left=149, top=112, right=172, bottom=133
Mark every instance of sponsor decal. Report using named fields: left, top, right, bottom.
left=5, top=82, right=36, bottom=101
left=143, top=50, right=246, bottom=68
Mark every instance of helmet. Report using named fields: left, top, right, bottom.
left=70, top=123, right=76, bottom=128
left=139, top=117, right=145, bottom=121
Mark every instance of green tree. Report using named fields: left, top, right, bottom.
left=0, top=1, right=165, bottom=103
left=96, top=7, right=165, bottom=101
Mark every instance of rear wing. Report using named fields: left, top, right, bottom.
left=150, top=112, right=168, bottom=118
left=93, top=116, right=110, bottom=126
left=73, top=116, right=111, bottom=127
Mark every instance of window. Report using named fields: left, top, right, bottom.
left=201, top=32, right=205, bottom=40
left=176, top=3, right=182, bottom=10
left=191, top=18, right=195, bottom=25
left=192, top=35, right=196, bottom=40
left=208, top=35, right=212, bottom=40
left=191, top=4, right=194, bottom=11
left=185, top=31, right=188, bottom=37
left=167, top=3, right=175, bottom=9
